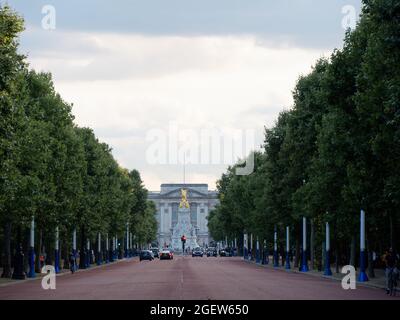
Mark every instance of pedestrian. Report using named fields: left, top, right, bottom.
left=383, top=247, right=398, bottom=294
left=69, top=252, right=76, bottom=274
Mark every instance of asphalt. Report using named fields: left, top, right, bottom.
left=0, top=256, right=397, bottom=300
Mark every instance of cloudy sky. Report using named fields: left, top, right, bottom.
left=6, top=0, right=362, bottom=190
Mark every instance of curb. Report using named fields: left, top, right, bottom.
left=0, top=257, right=139, bottom=288
left=243, top=258, right=396, bottom=292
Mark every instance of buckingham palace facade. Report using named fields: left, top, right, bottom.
left=148, top=184, right=218, bottom=247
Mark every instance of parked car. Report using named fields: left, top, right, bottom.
left=160, top=250, right=174, bottom=260
left=150, top=248, right=160, bottom=258
left=192, top=247, right=203, bottom=257
left=139, top=250, right=154, bottom=261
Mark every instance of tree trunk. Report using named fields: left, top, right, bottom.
left=367, top=239, right=375, bottom=278
left=294, top=238, right=300, bottom=268
left=310, top=219, right=315, bottom=270
left=389, top=212, right=395, bottom=251
left=63, top=238, right=70, bottom=269
left=1, top=221, right=12, bottom=278
left=79, top=227, right=86, bottom=269
left=334, top=221, right=339, bottom=273
left=350, top=235, right=356, bottom=268
left=35, top=229, right=42, bottom=273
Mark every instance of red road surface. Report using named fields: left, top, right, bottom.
left=0, top=256, right=396, bottom=300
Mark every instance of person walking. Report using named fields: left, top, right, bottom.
left=383, top=247, right=398, bottom=294
left=69, top=252, right=76, bottom=274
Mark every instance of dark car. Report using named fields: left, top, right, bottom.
left=192, top=247, right=203, bottom=257
left=139, top=250, right=154, bottom=261
left=150, top=248, right=159, bottom=258
left=220, top=248, right=232, bottom=257
left=206, top=248, right=217, bottom=257
left=160, top=250, right=173, bottom=260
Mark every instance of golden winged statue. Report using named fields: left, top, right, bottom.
left=179, top=188, right=190, bottom=209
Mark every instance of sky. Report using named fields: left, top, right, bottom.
left=4, top=0, right=362, bottom=191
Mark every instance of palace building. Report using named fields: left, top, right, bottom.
left=148, top=184, right=218, bottom=248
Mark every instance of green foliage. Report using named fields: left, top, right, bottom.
left=0, top=5, right=157, bottom=274
left=210, top=0, right=400, bottom=257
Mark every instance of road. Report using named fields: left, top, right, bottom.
left=0, top=256, right=396, bottom=300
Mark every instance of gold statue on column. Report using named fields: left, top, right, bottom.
left=179, top=188, right=190, bottom=209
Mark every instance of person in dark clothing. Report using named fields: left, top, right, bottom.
left=383, top=248, right=398, bottom=294
left=69, top=252, right=76, bottom=274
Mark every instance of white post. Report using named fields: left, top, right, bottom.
left=106, top=233, right=109, bottom=251
left=286, top=226, right=289, bottom=253
left=250, top=234, right=253, bottom=251
left=72, top=229, right=76, bottom=251
left=303, top=217, right=307, bottom=250
left=234, top=238, right=237, bottom=248
left=326, top=222, right=330, bottom=252
left=126, top=223, right=129, bottom=250
left=30, top=216, right=35, bottom=248
left=55, top=226, right=59, bottom=250
left=87, top=239, right=90, bottom=251
left=360, top=210, right=365, bottom=251
left=98, top=233, right=101, bottom=252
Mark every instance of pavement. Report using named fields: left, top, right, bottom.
left=0, top=256, right=398, bottom=300
left=245, top=256, right=395, bottom=291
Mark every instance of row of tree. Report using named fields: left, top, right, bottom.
left=208, top=0, right=400, bottom=275
left=0, top=5, right=157, bottom=277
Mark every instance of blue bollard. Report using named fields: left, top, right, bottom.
left=28, top=247, right=35, bottom=278
left=300, top=249, right=309, bottom=272
left=54, top=249, right=60, bottom=274
left=358, top=250, right=368, bottom=282
left=273, top=250, right=279, bottom=267
left=285, top=251, right=291, bottom=270
left=324, top=250, right=332, bottom=276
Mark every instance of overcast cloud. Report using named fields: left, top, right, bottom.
left=5, top=0, right=362, bottom=190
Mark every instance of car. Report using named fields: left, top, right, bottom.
left=139, top=250, right=154, bottom=261
left=206, top=248, right=217, bottom=257
left=192, top=247, right=203, bottom=257
left=150, top=248, right=159, bottom=258
left=160, top=250, right=173, bottom=260
left=219, top=248, right=232, bottom=257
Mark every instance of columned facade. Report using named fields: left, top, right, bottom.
left=148, top=184, right=218, bottom=248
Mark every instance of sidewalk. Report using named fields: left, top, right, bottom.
left=0, top=256, right=139, bottom=288
left=244, top=256, right=394, bottom=292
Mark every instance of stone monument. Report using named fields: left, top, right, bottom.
left=171, top=189, right=199, bottom=252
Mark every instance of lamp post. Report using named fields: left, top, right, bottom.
left=256, top=237, right=260, bottom=263
left=300, top=217, right=309, bottom=272
left=97, top=233, right=102, bottom=265
left=105, top=233, right=109, bottom=263
left=72, top=229, right=77, bottom=271
left=358, top=210, right=368, bottom=282
left=250, top=234, right=253, bottom=260
left=86, top=239, right=90, bottom=268
left=54, top=226, right=60, bottom=273
left=28, top=216, right=36, bottom=278
left=243, top=233, right=248, bottom=260
left=285, top=226, right=291, bottom=270
left=125, top=223, right=129, bottom=258
left=324, top=222, right=332, bottom=276
left=273, top=227, right=279, bottom=267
